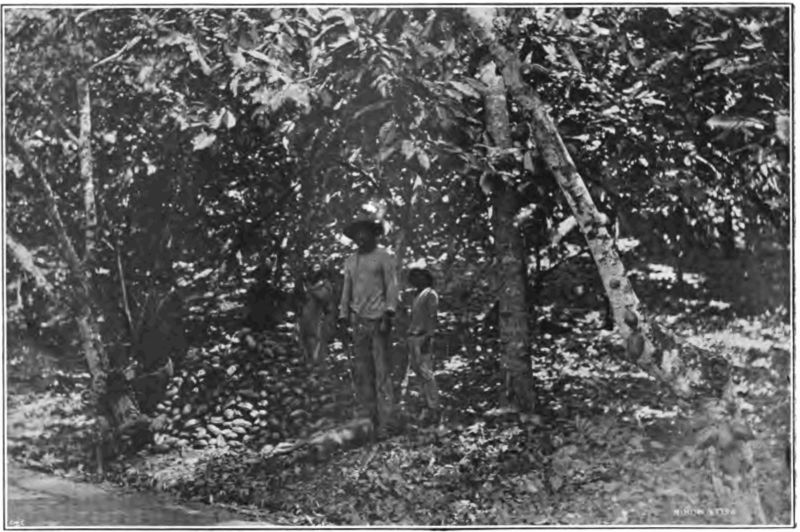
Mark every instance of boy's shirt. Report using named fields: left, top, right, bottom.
left=408, top=287, right=439, bottom=337
left=339, top=246, right=398, bottom=320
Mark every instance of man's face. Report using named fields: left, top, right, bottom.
left=353, top=226, right=376, bottom=251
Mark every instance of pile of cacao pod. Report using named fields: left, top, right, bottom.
left=150, top=328, right=353, bottom=452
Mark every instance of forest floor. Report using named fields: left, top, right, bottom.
left=7, top=300, right=792, bottom=526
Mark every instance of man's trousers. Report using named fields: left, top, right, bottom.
left=351, top=316, right=394, bottom=431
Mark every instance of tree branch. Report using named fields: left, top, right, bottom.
left=119, top=272, right=135, bottom=340
left=90, top=35, right=142, bottom=71
left=7, top=134, right=88, bottom=297
left=109, top=239, right=135, bottom=339
left=537, top=248, right=590, bottom=279
left=549, top=215, right=579, bottom=247
left=6, top=233, right=58, bottom=303
left=694, top=154, right=723, bottom=179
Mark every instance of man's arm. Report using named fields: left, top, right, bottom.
left=338, top=258, right=352, bottom=320
left=428, top=291, right=439, bottom=333
left=422, top=291, right=439, bottom=337
left=382, top=251, right=399, bottom=314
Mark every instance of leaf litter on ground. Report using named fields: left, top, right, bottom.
left=7, top=307, right=792, bottom=525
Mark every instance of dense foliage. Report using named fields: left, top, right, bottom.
left=5, top=6, right=791, bottom=526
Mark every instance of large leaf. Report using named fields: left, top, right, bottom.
left=401, top=140, right=415, bottom=160
left=378, top=120, right=397, bottom=147
left=706, top=115, right=767, bottom=131
left=222, top=109, right=237, bottom=130
left=450, top=80, right=482, bottom=99
left=703, top=57, right=728, bottom=71
left=417, top=150, right=431, bottom=171
left=638, top=93, right=666, bottom=106
left=208, top=109, right=224, bottom=130
left=246, top=49, right=281, bottom=68
left=353, top=100, right=392, bottom=120
left=226, top=47, right=248, bottom=70
left=523, top=151, right=535, bottom=173
left=775, top=113, right=790, bottom=145
left=304, top=7, right=323, bottom=22
left=463, top=78, right=489, bottom=94
left=324, top=8, right=356, bottom=29
left=192, top=131, right=217, bottom=151
left=182, top=35, right=213, bottom=75
left=379, top=144, right=397, bottom=162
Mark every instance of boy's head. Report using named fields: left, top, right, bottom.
left=408, top=260, right=434, bottom=289
left=343, top=219, right=383, bottom=253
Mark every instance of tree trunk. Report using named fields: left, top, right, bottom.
left=722, top=203, right=737, bottom=259
left=392, top=175, right=416, bottom=276
left=389, top=173, right=417, bottom=386
left=672, top=207, right=686, bottom=290
left=9, top=135, right=143, bottom=430
left=464, top=7, right=764, bottom=523
left=77, top=74, right=144, bottom=430
left=480, top=61, right=536, bottom=412
left=77, top=78, right=97, bottom=266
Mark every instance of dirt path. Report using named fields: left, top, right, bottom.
left=6, top=462, right=272, bottom=527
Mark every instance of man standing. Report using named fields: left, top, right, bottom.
left=338, top=217, right=399, bottom=438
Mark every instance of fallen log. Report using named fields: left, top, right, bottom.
left=260, top=417, right=375, bottom=463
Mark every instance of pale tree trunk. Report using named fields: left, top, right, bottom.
left=9, top=136, right=143, bottom=431
left=74, top=78, right=142, bottom=430
left=465, top=7, right=765, bottom=523
left=77, top=78, right=97, bottom=265
left=480, top=61, right=536, bottom=412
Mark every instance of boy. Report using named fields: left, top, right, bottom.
left=406, top=260, right=440, bottom=423
left=338, top=217, right=398, bottom=437
left=297, top=273, right=335, bottom=366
